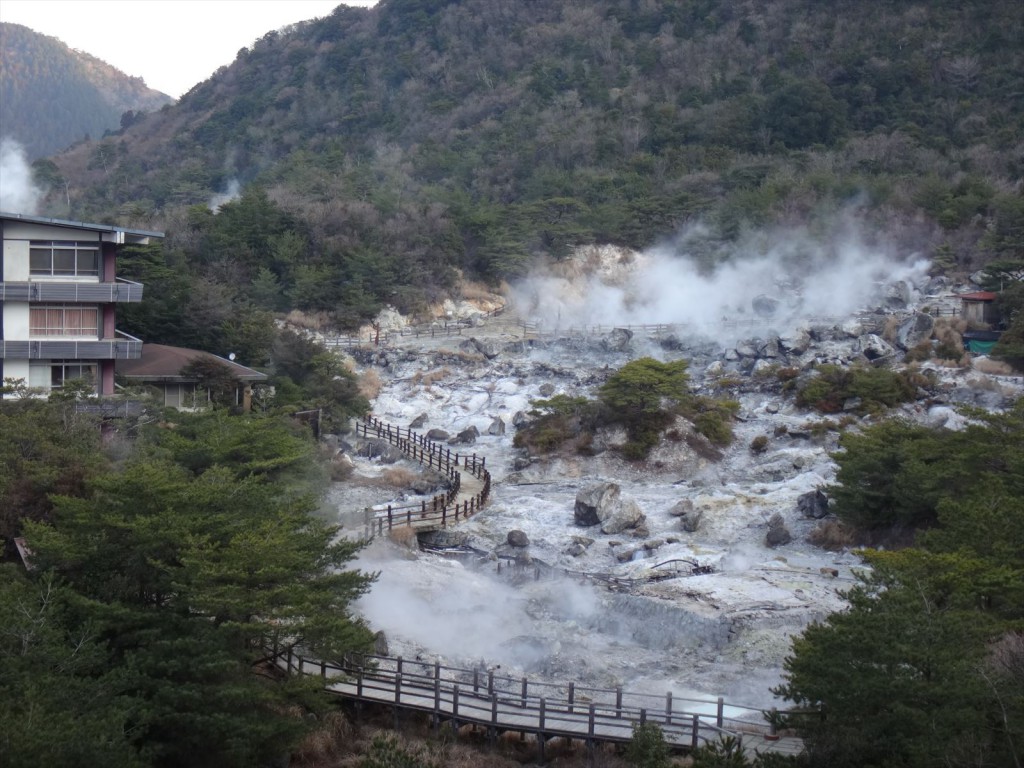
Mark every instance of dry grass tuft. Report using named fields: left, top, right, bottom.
left=291, top=711, right=356, bottom=765
left=284, top=309, right=335, bottom=333
left=411, top=367, right=451, bottom=386
left=359, top=368, right=383, bottom=400
left=971, top=358, right=1015, bottom=376
left=379, top=467, right=418, bottom=488
left=808, top=519, right=856, bottom=551
left=881, top=315, right=902, bottom=343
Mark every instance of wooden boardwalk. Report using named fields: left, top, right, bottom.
left=354, top=415, right=491, bottom=538
left=270, top=649, right=804, bottom=760
left=337, top=414, right=806, bottom=760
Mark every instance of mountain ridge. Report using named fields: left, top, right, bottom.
left=0, top=22, right=174, bottom=160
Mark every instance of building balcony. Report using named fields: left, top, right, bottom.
left=0, top=331, right=143, bottom=360
left=0, top=278, right=144, bottom=303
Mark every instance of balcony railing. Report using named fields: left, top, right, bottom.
left=0, top=278, right=144, bottom=303
left=0, top=331, right=143, bottom=360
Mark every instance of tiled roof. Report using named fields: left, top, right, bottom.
left=958, top=291, right=998, bottom=301
left=116, top=344, right=267, bottom=381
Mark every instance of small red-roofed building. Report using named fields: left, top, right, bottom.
left=959, top=291, right=999, bottom=326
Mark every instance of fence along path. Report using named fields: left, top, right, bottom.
left=269, top=648, right=804, bottom=760
left=316, top=415, right=805, bottom=758
left=354, top=415, right=491, bottom=537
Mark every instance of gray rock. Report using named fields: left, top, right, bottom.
left=565, top=542, right=587, bottom=557
left=602, top=328, right=634, bottom=352
left=668, top=499, right=694, bottom=517
left=752, top=295, right=780, bottom=317
left=882, top=281, right=912, bottom=309
left=615, top=547, right=641, bottom=563
left=856, top=333, right=895, bottom=363
left=507, top=529, right=530, bottom=548
left=895, top=312, right=934, bottom=351
left=409, top=412, right=428, bottom=429
left=488, top=417, right=506, bottom=436
left=797, top=489, right=830, bottom=519
left=358, top=438, right=404, bottom=464
left=538, top=383, right=556, bottom=397
left=765, top=513, right=792, bottom=547
left=512, top=410, right=530, bottom=427
left=601, top=499, right=646, bottom=534
left=751, top=359, right=776, bottom=376
left=724, top=348, right=740, bottom=362
left=779, top=329, right=811, bottom=355
left=426, top=428, right=450, bottom=442
left=757, top=338, right=781, bottom=359
left=374, top=631, right=389, bottom=656
left=512, top=456, right=533, bottom=471
left=448, top=427, right=479, bottom=445
left=705, top=360, right=725, bottom=376
left=736, top=341, right=759, bottom=358
left=574, top=482, right=621, bottom=527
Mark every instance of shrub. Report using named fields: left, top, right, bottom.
left=750, top=435, right=770, bottom=453
left=808, top=520, right=856, bottom=550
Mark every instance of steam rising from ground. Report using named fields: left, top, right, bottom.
left=512, top=220, right=930, bottom=343
left=0, top=139, right=43, bottom=215
left=208, top=179, right=242, bottom=212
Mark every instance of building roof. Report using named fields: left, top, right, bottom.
left=117, top=344, right=267, bottom=382
left=958, top=291, right=998, bottom=301
left=0, top=211, right=164, bottom=240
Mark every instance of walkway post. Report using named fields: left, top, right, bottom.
left=717, top=697, right=724, bottom=728
left=538, top=698, right=546, bottom=763
left=452, top=685, right=460, bottom=736
left=666, top=692, right=673, bottom=725
left=691, top=714, right=700, bottom=749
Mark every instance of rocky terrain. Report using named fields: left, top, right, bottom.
left=325, top=246, right=1022, bottom=714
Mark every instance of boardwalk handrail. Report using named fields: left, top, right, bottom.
left=266, top=646, right=777, bottom=752
left=355, top=415, right=492, bottom=537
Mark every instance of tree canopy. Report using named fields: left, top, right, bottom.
left=1, top=403, right=376, bottom=767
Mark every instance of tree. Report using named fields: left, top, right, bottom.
left=599, top=357, right=692, bottom=459
left=19, top=411, right=376, bottom=767
left=775, top=551, right=1012, bottom=768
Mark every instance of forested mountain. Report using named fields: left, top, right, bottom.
left=36, top=0, right=1024, bottom=334
left=0, top=23, right=173, bottom=160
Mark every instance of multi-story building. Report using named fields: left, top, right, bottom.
left=1, top=212, right=162, bottom=397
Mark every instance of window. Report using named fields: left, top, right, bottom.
left=28, top=361, right=96, bottom=389
left=29, top=241, right=100, bottom=277
left=29, top=305, right=100, bottom=337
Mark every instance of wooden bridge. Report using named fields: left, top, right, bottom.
left=354, top=415, right=491, bottom=538
left=269, top=647, right=805, bottom=761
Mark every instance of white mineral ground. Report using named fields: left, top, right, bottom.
left=324, top=240, right=1022, bottom=715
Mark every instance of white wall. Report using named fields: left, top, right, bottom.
left=2, top=239, right=29, bottom=280
left=2, top=302, right=29, bottom=339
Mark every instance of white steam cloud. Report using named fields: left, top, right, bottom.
left=208, top=178, right=241, bottom=212
left=512, top=218, right=931, bottom=344
left=0, top=138, right=44, bottom=215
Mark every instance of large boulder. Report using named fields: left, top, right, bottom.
left=895, top=312, right=935, bottom=351
left=507, top=529, right=530, bottom=548
left=602, top=327, right=634, bottom=352
left=358, top=438, right=404, bottom=464
left=458, top=337, right=501, bottom=359
left=409, top=412, right=428, bottom=429
left=448, top=426, right=479, bottom=445
left=779, top=328, right=811, bottom=355
left=488, top=417, right=506, bottom=436
left=765, top=513, right=792, bottom=547
left=601, top=498, right=646, bottom=535
left=669, top=499, right=703, bottom=533
left=574, top=482, right=621, bottom=527
left=796, top=489, right=830, bottom=519
left=856, top=334, right=895, bottom=363
left=426, top=428, right=450, bottom=442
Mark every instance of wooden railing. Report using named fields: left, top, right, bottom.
left=267, top=647, right=782, bottom=758
left=355, top=415, right=491, bottom=537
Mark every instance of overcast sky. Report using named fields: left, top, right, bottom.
left=1, top=0, right=377, bottom=99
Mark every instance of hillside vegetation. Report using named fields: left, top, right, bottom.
left=0, top=23, right=173, bottom=160
left=33, top=0, right=1024, bottom=335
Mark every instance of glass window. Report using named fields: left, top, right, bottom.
left=30, top=305, right=100, bottom=336
left=28, top=241, right=100, bottom=277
